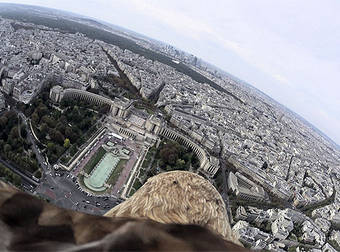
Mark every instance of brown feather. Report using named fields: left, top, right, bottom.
left=0, top=173, right=248, bottom=251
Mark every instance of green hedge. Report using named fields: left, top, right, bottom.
left=106, top=159, right=127, bottom=186
left=83, top=147, right=106, bottom=174
left=0, top=163, right=22, bottom=187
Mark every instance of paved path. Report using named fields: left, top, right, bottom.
left=0, top=158, right=39, bottom=186
left=111, top=139, right=141, bottom=197
left=17, top=110, right=51, bottom=176
left=36, top=171, right=118, bottom=215
left=220, top=160, right=233, bottom=224
left=0, top=110, right=49, bottom=188
left=72, top=135, right=109, bottom=176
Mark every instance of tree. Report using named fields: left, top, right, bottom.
left=9, top=126, right=19, bottom=139
left=6, top=113, right=17, bottom=130
left=71, top=110, right=82, bottom=123
left=49, top=129, right=64, bottom=145
left=20, top=127, right=27, bottom=138
left=50, top=154, right=58, bottom=163
left=24, top=106, right=34, bottom=117
left=40, top=123, right=49, bottom=135
left=35, top=170, right=42, bottom=179
left=288, top=246, right=298, bottom=252
left=30, top=160, right=39, bottom=172
left=70, top=145, right=78, bottom=156
left=175, top=159, right=186, bottom=170
left=64, top=138, right=70, bottom=148
left=65, top=127, right=74, bottom=139
left=0, top=140, right=4, bottom=151
left=59, top=115, right=68, bottom=123
left=159, top=141, right=179, bottom=166
left=41, top=92, right=49, bottom=102
left=13, top=174, right=22, bottom=187
left=159, top=147, right=177, bottom=165
left=4, top=144, right=11, bottom=153
left=192, top=154, right=200, bottom=169
left=31, top=112, right=39, bottom=124
left=41, top=115, right=55, bottom=128
left=47, top=142, right=56, bottom=153
left=0, top=116, right=8, bottom=128
left=99, top=104, right=110, bottom=114
left=76, top=136, right=85, bottom=145
left=183, top=153, right=192, bottom=162
left=88, top=88, right=99, bottom=94
left=165, top=165, right=173, bottom=171
left=56, top=122, right=66, bottom=134
left=36, top=104, right=49, bottom=118
left=17, top=146, right=24, bottom=154
left=79, top=118, right=91, bottom=131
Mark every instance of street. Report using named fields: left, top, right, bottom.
left=17, top=111, right=47, bottom=173
left=36, top=170, right=119, bottom=215
left=0, top=158, right=38, bottom=187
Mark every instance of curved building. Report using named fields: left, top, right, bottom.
left=50, top=86, right=219, bottom=177
left=50, top=86, right=133, bottom=119
left=160, top=127, right=219, bottom=177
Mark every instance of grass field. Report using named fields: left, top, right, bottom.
left=83, top=147, right=106, bottom=174
left=106, top=159, right=127, bottom=187
left=128, top=178, right=143, bottom=197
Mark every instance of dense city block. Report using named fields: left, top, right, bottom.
left=0, top=10, right=340, bottom=251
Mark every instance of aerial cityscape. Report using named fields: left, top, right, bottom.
left=0, top=3, right=339, bottom=251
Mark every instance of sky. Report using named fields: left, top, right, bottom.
left=1, top=0, right=340, bottom=145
